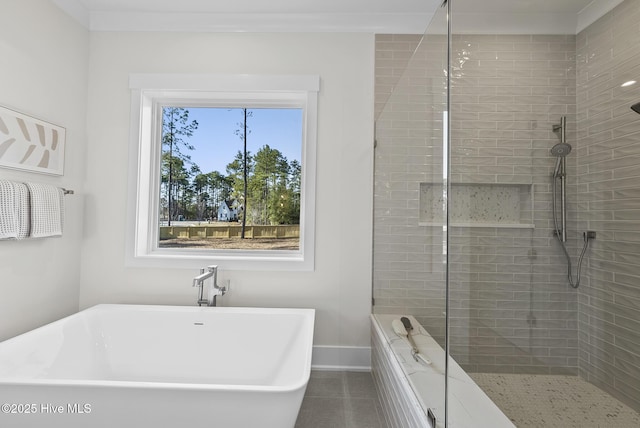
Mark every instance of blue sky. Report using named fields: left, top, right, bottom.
left=180, top=107, right=302, bottom=175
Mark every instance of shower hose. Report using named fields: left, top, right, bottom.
left=552, top=174, right=592, bottom=289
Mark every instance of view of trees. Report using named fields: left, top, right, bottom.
left=160, top=107, right=301, bottom=227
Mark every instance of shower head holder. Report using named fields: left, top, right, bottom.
left=552, top=116, right=567, bottom=144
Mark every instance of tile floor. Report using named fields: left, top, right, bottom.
left=297, top=371, right=640, bottom=428
left=471, top=373, right=640, bottom=428
left=295, top=371, right=388, bottom=428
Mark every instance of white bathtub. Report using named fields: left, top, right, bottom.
left=0, top=304, right=315, bottom=428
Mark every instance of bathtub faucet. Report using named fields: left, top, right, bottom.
left=193, top=265, right=226, bottom=306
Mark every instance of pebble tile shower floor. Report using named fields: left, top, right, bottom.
left=471, top=373, right=640, bottom=427
left=295, top=371, right=388, bottom=428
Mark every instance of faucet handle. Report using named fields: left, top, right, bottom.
left=221, top=279, right=229, bottom=293
left=207, top=280, right=226, bottom=306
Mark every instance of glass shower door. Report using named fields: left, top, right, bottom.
left=372, top=3, right=450, bottom=426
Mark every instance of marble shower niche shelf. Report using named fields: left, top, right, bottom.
left=419, top=182, right=534, bottom=228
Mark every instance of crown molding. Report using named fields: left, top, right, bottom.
left=89, top=12, right=432, bottom=34
left=51, top=0, right=433, bottom=34
left=51, top=0, right=625, bottom=35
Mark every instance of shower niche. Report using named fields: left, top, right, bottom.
left=419, top=182, right=534, bottom=228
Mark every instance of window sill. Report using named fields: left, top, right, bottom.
left=125, top=248, right=313, bottom=271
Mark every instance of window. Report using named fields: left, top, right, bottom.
left=159, top=107, right=302, bottom=249
left=126, top=74, right=319, bottom=270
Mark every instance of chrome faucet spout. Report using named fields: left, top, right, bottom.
left=192, top=265, right=226, bottom=306
left=193, top=266, right=217, bottom=287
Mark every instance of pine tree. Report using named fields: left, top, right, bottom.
left=161, top=107, right=198, bottom=225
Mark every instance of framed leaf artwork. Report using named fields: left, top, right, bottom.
left=0, top=105, right=66, bottom=175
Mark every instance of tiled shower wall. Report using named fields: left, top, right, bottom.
left=374, top=33, right=580, bottom=374
left=448, top=34, right=580, bottom=374
left=374, top=35, right=423, bottom=121
left=576, top=0, right=640, bottom=411
left=374, top=34, right=448, bottom=342
left=374, top=0, right=640, bottom=412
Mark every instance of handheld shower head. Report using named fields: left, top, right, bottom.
left=551, top=142, right=572, bottom=157
left=553, top=157, right=562, bottom=177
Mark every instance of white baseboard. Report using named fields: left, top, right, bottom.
left=311, top=345, right=371, bottom=371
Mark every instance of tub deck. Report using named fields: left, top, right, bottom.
left=372, top=314, right=515, bottom=428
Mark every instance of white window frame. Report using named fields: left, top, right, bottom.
left=126, top=74, right=319, bottom=271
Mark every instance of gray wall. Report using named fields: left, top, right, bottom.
left=447, top=33, right=579, bottom=375
left=375, top=33, right=579, bottom=374
left=576, top=0, right=640, bottom=411
left=374, top=34, right=448, bottom=341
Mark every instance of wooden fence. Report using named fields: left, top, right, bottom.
left=160, top=225, right=299, bottom=239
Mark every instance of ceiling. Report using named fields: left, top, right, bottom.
left=52, top=0, right=624, bottom=34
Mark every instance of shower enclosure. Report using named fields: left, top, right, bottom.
left=373, top=0, right=640, bottom=426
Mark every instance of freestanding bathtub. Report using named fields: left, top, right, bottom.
left=0, top=304, right=315, bottom=428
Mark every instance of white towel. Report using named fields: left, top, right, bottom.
left=15, top=183, right=30, bottom=239
left=0, top=180, right=18, bottom=239
left=26, top=182, right=64, bottom=238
